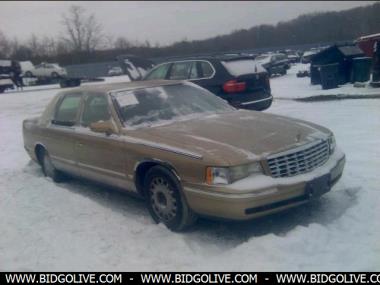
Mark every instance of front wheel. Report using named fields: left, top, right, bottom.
left=41, top=150, right=64, bottom=183
left=144, top=166, right=197, bottom=231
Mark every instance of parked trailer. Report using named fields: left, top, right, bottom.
left=23, top=76, right=81, bottom=88
left=59, top=77, right=81, bottom=88
left=356, top=33, right=380, bottom=57
left=0, top=60, right=15, bottom=93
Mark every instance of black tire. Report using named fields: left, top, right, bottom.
left=41, top=150, right=64, bottom=183
left=144, top=165, right=197, bottom=231
left=25, top=71, right=33, bottom=78
left=51, top=72, right=59, bottom=78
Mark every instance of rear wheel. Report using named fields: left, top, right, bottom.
left=25, top=71, right=33, bottom=77
left=41, top=150, right=64, bottom=183
left=144, top=166, right=197, bottom=231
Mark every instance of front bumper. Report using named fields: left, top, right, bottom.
left=183, top=149, right=345, bottom=220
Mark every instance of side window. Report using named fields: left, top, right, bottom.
left=53, top=93, right=82, bottom=126
left=189, top=62, right=200, bottom=79
left=200, top=61, right=214, bottom=78
left=168, top=62, right=192, bottom=80
left=145, top=64, right=170, bottom=80
left=81, top=94, right=111, bottom=127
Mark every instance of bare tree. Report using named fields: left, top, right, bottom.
left=27, top=34, right=41, bottom=57
left=61, top=5, right=103, bottom=52
left=114, top=36, right=131, bottom=50
left=0, top=30, right=11, bottom=58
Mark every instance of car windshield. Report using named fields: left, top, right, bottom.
left=111, top=83, right=234, bottom=128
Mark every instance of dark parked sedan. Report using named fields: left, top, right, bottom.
left=142, top=56, right=273, bottom=111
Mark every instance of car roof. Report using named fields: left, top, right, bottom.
left=156, top=54, right=256, bottom=63
left=71, top=79, right=185, bottom=94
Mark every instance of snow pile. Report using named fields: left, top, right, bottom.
left=221, top=59, right=266, bottom=76
left=0, top=81, right=379, bottom=271
left=271, top=63, right=380, bottom=99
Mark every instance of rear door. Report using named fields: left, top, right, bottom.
left=45, top=92, right=83, bottom=174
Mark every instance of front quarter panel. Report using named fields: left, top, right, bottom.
left=120, top=135, right=208, bottom=186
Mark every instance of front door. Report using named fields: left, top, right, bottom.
left=74, top=92, right=135, bottom=191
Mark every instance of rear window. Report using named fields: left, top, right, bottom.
left=168, top=62, right=192, bottom=80
left=222, top=60, right=266, bottom=76
left=54, top=93, right=82, bottom=124
left=200, top=61, right=214, bottom=78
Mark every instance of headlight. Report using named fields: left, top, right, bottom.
left=328, top=135, right=336, bottom=154
left=206, top=162, right=263, bottom=185
left=206, top=167, right=230, bottom=185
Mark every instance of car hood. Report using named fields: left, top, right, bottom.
left=123, top=110, right=331, bottom=165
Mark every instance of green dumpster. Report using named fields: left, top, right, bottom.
left=351, top=57, right=372, bottom=83
left=310, top=65, right=321, bottom=85
left=319, top=63, right=339, bottom=90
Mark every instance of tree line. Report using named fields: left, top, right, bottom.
left=0, top=2, right=379, bottom=65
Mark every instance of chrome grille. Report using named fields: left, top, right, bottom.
left=267, top=140, right=330, bottom=178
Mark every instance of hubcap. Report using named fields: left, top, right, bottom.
left=149, top=177, right=177, bottom=222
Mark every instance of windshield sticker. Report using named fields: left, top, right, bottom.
left=114, top=91, right=139, bottom=107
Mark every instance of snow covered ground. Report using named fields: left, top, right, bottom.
left=1, top=77, right=379, bottom=271
left=271, top=63, right=380, bottom=99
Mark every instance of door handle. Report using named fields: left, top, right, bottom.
left=76, top=142, right=83, bottom=147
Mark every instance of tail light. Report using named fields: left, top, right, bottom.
left=223, top=80, right=246, bottom=93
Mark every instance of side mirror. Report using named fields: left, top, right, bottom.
left=89, top=120, right=117, bottom=136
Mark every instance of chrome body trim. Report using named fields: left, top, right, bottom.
left=122, top=136, right=203, bottom=160
left=239, top=96, right=273, bottom=106
left=50, top=155, right=76, bottom=166
left=78, top=162, right=126, bottom=178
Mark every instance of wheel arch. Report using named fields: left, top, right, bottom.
left=34, top=143, right=47, bottom=165
left=134, top=159, right=181, bottom=197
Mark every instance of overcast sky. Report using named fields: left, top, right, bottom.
left=0, top=1, right=376, bottom=46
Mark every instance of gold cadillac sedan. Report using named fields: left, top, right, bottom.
left=23, top=80, right=345, bottom=231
